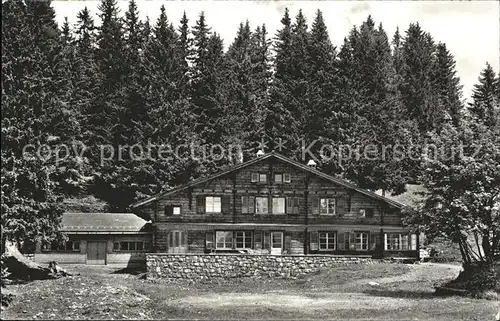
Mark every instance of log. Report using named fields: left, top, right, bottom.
left=1, top=242, right=69, bottom=281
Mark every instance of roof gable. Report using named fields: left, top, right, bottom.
left=130, top=152, right=407, bottom=209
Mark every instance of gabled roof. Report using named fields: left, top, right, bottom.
left=61, top=212, right=152, bottom=232
left=130, top=152, right=407, bottom=209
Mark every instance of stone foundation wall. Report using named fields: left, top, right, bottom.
left=147, top=254, right=374, bottom=279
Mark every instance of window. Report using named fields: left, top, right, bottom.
left=272, top=197, right=286, bottom=214
left=320, top=198, right=336, bottom=215
left=241, top=196, right=255, bottom=214
left=115, top=241, right=150, bottom=252
left=120, top=241, right=129, bottom=251
left=355, top=232, right=369, bottom=250
left=251, top=173, right=267, bottom=183
left=216, top=231, right=233, bottom=249
left=205, top=196, right=221, bottom=213
left=48, top=241, right=80, bottom=252
left=274, top=174, right=283, bottom=183
left=255, top=197, right=268, bottom=214
left=235, top=231, right=253, bottom=249
left=385, top=234, right=410, bottom=250
left=319, top=232, right=336, bottom=250
left=283, top=173, right=291, bottom=183
left=359, top=208, right=374, bottom=218
left=165, top=205, right=181, bottom=216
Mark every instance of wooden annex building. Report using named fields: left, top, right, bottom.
left=34, top=213, right=152, bottom=267
left=131, top=152, right=419, bottom=259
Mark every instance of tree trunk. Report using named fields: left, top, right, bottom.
left=1, top=241, right=69, bottom=281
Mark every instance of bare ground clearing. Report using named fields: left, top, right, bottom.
left=1, top=262, right=497, bottom=320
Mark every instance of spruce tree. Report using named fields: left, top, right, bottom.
left=400, top=23, right=441, bottom=133
left=91, top=0, right=128, bottom=210
left=305, top=10, right=343, bottom=154
left=190, top=12, right=230, bottom=156
left=469, top=63, right=500, bottom=127
left=266, top=9, right=305, bottom=155
left=1, top=0, right=76, bottom=249
left=432, top=43, right=463, bottom=127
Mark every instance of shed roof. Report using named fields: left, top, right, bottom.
left=61, top=213, right=152, bottom=233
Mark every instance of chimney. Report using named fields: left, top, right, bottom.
left=307, top=159, right=317, bottom=169
left=235, top=148, right=244, bottom=164
left=256, top=150, right=265, bottom=157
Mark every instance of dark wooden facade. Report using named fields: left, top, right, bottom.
left=132, top=153, right=418, bottom=258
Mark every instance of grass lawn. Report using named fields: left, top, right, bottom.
left=1, top=262, right=497, bottom=320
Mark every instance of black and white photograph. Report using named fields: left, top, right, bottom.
left=1, top=0, right=499, bottom=320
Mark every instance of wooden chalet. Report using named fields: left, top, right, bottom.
left=131, top=152, right=419, bottom=259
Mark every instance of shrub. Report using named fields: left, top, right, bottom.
left=443, top=261, right=499, bottom=296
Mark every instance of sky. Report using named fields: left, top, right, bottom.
left=52, top=0, right=500, bottom=102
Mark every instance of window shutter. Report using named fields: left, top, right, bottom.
left=254, top=231, right=262, bottom=249
left=384, top=233, right=388, bottom=250
left=286, top=197, right=292, bottom=214
left=283, top=173, right=291, bottom=183
left=370, top=233, right=377, bottom=251
left=263, top=232, right=270, bottom=250
left=248, top=196, right=255, bottom=214
left=337, top=232, right=345, bottom=250
left=251, top=173, right=259, bottom=182
left=196, top=196, right=205, bottom=214
left=284, top=232, right=292, bottom=253
left=411, top=234, right=417, bottom=250
left=241, top=196, right=248, bottom=214
left=206, top=232, right=214, bottom=250
left=165, top=205, right=173, bottom=216
left=182, top=231, right=187, bottom=247
left=345, top=232, right=352, bottom=250
left=310, top=232, right=319, bottom=251
left=311, top=196, right=319, bottom=215
left=222, top=196, right=231, bottom=214
left=293, top=197, right=299, bottom=214
left=336, top=198, right=345, bottom=216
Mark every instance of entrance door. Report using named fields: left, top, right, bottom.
left=168, top=230, right=187, bottom=253
left=87, top=241, right=107, bottom=265
left=270, top=232, right=283, bottom=255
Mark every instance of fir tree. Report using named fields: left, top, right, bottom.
left=1, top=0, right=74, bottom=249
left=469, top=62, right=500, bottom=127
left=432, top=43, right=463, bottom=127
left=400, top=23, right=441, bottom=133
left=265, top=9, right=305, bottom=155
